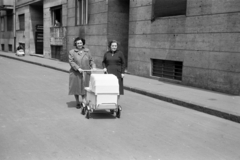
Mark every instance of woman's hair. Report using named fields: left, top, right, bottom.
left=74, top=37, right=85, bottom=46
left=108, top=40, right=119, bottom=50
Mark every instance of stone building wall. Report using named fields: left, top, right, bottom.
left=14, top=0, right=44, bottom=55
left=128, top=0, right=240, bottom=94
left=44, top=0, right=67, bottom=60
left=0, top=11, right=14, bottom=52
left=16, top=5, right=30, bottom=54
left=66, top=0, right=109, bottom=67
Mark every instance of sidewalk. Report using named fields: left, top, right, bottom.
left=1, top=51, right=240, bottom=123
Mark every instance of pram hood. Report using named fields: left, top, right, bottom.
left=89, top=74, right=119, bottom=94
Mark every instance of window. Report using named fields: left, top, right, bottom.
left=51, top=45, right=62, bottom=60
left=151, top=59, right=183, bottom=81
left=1, top=44, right=5, bottom=51
left=7, top=10, right=13, bottom=31
left=1, top=17, right=5, bottom=31
left=19, top=14, right=25, bottom=30
left=8, top=44, right=12, bottom=51
left=75, top=0, right=88, bottom=25
left=152, top=0, right=187, bottom=19
left=51, top=6, right=62, bottom=27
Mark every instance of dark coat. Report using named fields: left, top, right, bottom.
left=102, top=50, right=126, bottom=95
left=68, top=47, right=96, bottom=95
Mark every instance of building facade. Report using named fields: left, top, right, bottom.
left=128, top=0, right=240, bottom=95
left=0, top=0, right=14, bottom=53
left=0, top=0, right=240, bottom=95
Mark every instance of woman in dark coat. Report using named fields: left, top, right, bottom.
left=69, top=37, right=96, bottom=108
left=102, top=40, right=126, bottom=99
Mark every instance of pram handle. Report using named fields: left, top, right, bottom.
left=81, top=69, right=105, bottom=72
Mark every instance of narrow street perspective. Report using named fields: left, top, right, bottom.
left=1, top=56, right=240, bottom=160
left=1, top=0, right=240, bottom=159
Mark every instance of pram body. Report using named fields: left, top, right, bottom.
left=82, top=73, right=122, bottom=119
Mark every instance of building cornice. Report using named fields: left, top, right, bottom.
left=16, top=0, right=42, bottom=9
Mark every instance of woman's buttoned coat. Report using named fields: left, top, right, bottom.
left=68, top=48, right=96, bottom=95
left=102, top=50, right=126, bottom=95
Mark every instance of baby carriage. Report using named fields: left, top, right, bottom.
left=81, top=70, right=122, bottom=119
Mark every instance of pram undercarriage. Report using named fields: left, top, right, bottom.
left=80, top=71, right=122, bottom=119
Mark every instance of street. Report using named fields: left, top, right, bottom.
left=0, top=57, right=240, bottom=160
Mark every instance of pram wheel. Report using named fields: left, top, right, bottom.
left=81, top=107, right=85, bottom=115
left=86, top=110, right=90, bottom=119
left=81, top=103, right=86, bottom=115
left=110, top=110, right=114, bottom=114
left=76, top=104, right=81, bottom=109
left=116, top=109, right=121, bottom=118
left=116, top=105, right=122, bottom=118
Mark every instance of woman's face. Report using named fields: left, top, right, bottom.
left=76, top=40, right=84, bottom=49
left=110, top=42, right=117, bottom=52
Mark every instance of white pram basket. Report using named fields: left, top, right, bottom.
left=82, top=73, right=122, bottom=119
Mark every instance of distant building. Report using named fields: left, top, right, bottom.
left=0, top=0, right=14, bottom=52
left=0, top=0, right=239, bottom=95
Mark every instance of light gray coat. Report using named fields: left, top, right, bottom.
left=68, top=48, right=96, bottom=95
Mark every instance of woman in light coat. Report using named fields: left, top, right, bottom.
left=69, top=37, right=96, bottom=108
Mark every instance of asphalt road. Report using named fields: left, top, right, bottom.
left=0, top=57, right=240, bottom=160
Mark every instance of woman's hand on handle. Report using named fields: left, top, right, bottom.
left=103, top=68, right=107, bottom=74
left=78, top=68, right=83, bottom=73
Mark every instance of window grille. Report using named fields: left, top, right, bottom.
left=51, top=45, right=62, bottom=60
left=152, top=59, right=183, bottom=81
left=152, top=0, right=187, bottom=19
left=76, top=0, right=88, bottom=25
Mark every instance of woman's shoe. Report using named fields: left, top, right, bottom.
left=76, top=103, right=81, bottom=109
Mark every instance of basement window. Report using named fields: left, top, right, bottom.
left=151, top=59, right=183, bottom=81
left=8, top=44, right=12, bottom=51
left=51, top=45, right=62, bottom=60
left=1, top=44, right=5, bottom=51
left=152, top=0, right=187, bottom=19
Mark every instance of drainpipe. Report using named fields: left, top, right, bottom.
left=13, top=0, right=16, bottom=52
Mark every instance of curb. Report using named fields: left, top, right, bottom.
left=0, top=54, right=68, bottom=73
left=1, top=54, right=240, bottom=124
left=124, top=87, right=240, bottom=123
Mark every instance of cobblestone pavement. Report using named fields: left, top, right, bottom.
left=1, top=58, right=240, bottom=160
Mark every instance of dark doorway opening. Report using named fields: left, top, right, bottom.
left=107, top=0, right=130, bottom=69
left=30, top=1, right=43, bottom=55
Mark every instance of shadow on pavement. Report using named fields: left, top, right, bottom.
left=66, top=101, right=78, bottom=109
left=86, top=110, right=117, bottom=119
